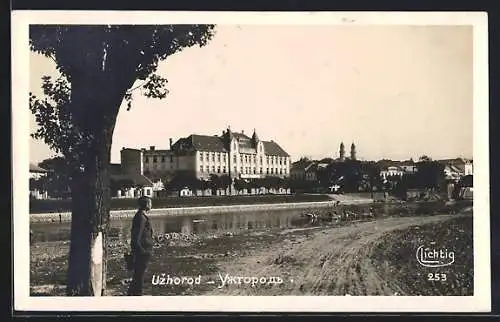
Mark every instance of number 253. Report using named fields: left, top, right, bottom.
left=428, top=273, right=447, bottom=281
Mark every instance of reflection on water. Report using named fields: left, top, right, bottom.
left=30, top=201, right=464, bottom=243
left=31, top=208, right=313, bottom=243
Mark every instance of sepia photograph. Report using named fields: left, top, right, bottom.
left=13, top=11, right=490, bottom=312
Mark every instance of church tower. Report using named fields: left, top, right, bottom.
left=350, top=142, right=357, bottom=161
left=339, top=142, right=345, bottom=161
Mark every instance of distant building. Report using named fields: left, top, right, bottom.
left=29, top=163, right=50, bottom=199
left=29, top=163, right=49, bottom=180
left=335, top=142, right=358, bottom=162
left=109, top=161, right=154, bottom=198
left=443, top=164, right=463, bottom=182
left=305, top=162, right=319, bottom=181
left=124, top=127, right=291, bottom=181
left=438, top=158, right=473, bottom=176
left=380, top=166, right=404, bottom=179
left=350, top=143, right=357, bottom=161
left=339, top=142, right=346, bottom=162
left=290, top=159, right=313, bottom=181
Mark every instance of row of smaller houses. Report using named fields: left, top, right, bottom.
left=29, top=162, right=161, bottom=199
left=290, top=157, right=473, bottom=183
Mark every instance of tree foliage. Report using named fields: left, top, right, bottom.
left=416, top=160, right=445, bottom=190
left=30, top=157, right=72, bottom=198
left=29, top=25, right=216, bottom=167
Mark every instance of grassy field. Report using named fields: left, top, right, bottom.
left=30, top=194, right=332, bottom=214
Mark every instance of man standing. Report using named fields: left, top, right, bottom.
left=128, top=195, right=154, bottom=296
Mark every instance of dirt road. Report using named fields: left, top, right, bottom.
left=207, top=212, right=471, bottom=296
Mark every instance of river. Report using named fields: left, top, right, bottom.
left=30, top=200, right=458, bottom=244
left=30, top=208, right=322, bottom=243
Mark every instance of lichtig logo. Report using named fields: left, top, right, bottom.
left=416, top=245, right=455, bottom=268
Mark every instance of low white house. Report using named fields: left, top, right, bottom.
left=380, top=166, right=404, bottom=179
left=110, top=173, right=154, bottom=198
left=179, top=187, right=193, bottom=197
left=29, top=163, right=50, bottom=199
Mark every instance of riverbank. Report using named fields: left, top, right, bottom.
left=30, top=194, right=332, bottom=214
left=29, top=201, right=338, bottom=223
left=30, top=194, right=378, bottom=223
left=30, top=202, right=473, bottom=296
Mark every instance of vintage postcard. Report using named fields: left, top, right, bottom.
left=12, top=11, right=490, bottom=312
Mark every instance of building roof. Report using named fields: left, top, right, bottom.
left=29, top=163, right=49, bottom=173
left=262, top=141, right=290, bottom=157
left=437, top=158, right=468, bottom=165
left=143, top=149, right=171, bottom=153
left=385, top=165, right=403, bottom=171
left=171, top=132, right=290, bottom=157
left=291, top=159, right=312, bottom=171
left=110, top=173, right=153, bottom=187
left=319, top=157, right=334, bottom=164
left=447, top=164, right=463, bottom=174
left=173, top=134, right=227, bottom=153
left=306, top=162, right=319, bottom=172
left=232, top=132, right=251, bottom=141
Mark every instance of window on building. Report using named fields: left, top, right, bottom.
left=284, top=159, right=287, bottom=165
left=234, top=166, right=237, bottom=173
left=205, top=152, right=208, bottom=161
left=212, top=166, right=215, bottom=172
left=260, top=156, right=263, bottom=165
left=200, top=165, right=203, bottom=172
left=260, top=168, right=263, bottom=174
left=240, top=167, right=243, bottom=173
left=206, top=165, right=209, bottom=172
left=233, top=155, right=236, bottom=163
left=240, top=155, right=243, bottom=163
left=223, top=166, right=226, bottom=173
left=223, top=154, right=226, bottom=162
left=217, top=153, right=221, bottom=162
left=145, top=156, right=149, bottom=163
left=200, top=154, right=203, bottom=161
left=280, top=169, right=282, bottom=175
left=245, top=155, right=248, bottom=163
left=153, top=157, right=157, bottom=163
left=271, top=168, right=274, bottom=174
left=284, top=169, right=287, bottom=175
left=253, top=168, right=256, bottom=174
left=266, top=168, right=269, bottom=174
left=279, top=158, right=282, bottom=165
left=212, top=153, right=215, bottom=161
left=161, top=156, right=165, bottom=163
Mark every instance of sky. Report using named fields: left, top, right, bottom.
left=29, top=24, right=473, bottom=164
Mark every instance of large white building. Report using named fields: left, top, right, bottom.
left=121, top=127, right=291, bottom=181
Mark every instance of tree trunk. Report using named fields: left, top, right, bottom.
left=65, top=79, right=130, bottom=296
left=66, top=140, right=112, bottom=296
